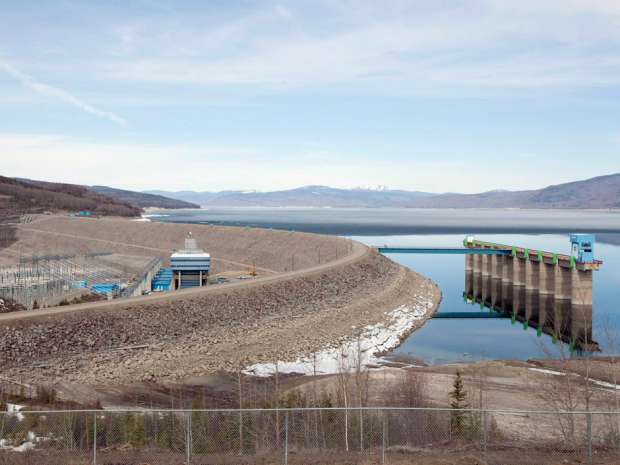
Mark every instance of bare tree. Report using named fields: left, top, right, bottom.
left=237, top=363, right=245, bottom=454
left=336, top=348, right=352, bottom=452
left=354, top=331, right=370, bottom=451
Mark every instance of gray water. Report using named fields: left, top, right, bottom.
left=146, top=207, right=620, bottom=236
left=149, top=208, right=620, bottom=364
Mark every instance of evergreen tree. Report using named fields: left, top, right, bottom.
left=156, top=411, right=183, bottom=452
left=191, top=397, right=210, bottom=454
left=449, top=371, right=468, bottom=437
left=127, top=414, right=146, bottom=447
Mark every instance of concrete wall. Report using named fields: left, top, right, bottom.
left=466, top=253, right=595, bottom=349
left=128, top=259, right=161, bottom=297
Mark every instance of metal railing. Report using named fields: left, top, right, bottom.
left=2, top=407, right=620, bottom=464
left=120, top=256, right=161, bottom=298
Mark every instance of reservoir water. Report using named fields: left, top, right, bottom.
left=149, top=208, right=620, bottom=364
left=353, top=233, right=620, bottom=364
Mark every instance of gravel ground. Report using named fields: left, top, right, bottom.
left=2, top=449, right=617, bottom=465
left=0, top=251, right=438, bottom=386
left=0, top=216, right=440, bottom=391
left=3, top=215, right=353, bottom=273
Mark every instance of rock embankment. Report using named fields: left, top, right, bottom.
left=0, top=249, right=439, bottom=386
left=7, top=216, right=351, bottom=273
left=0, top=297, right=25, bottom=313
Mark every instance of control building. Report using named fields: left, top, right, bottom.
left=170, top=233, right=211, bottom=289
left=570, top=234, right=595, bottom=263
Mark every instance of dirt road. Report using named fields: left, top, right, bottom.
left=0, top=216, right=440, bottom=390
left=16, top=222, right=279, bottom=273
left=0, top=236, right=367, bottom=325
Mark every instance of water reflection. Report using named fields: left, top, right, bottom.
left=353, top=233, right=618, bottom=364
left=464, top=257, right=596, bottom=352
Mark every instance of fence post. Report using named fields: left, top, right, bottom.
left=381, top=411, right=386, bottom=465
left=586, top=412, right=592, bottom=465
left=360, top=409, right=364, bottom=453
left=482, top=410, right=488, bottom=455
left=284, top=412, right=289, bottom=465
left=186, top=412, right=192, bottom=465
left=92, top=412, right=97, bottom=465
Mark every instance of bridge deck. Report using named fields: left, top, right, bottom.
left=464, top=238, right=602, bottom=269
left=376, top=247, right=511, bottom=255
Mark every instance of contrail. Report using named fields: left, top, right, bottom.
left=0, top=61, right=127, bottom=126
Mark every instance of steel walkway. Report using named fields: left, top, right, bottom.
left=376, top=247, right=511, bottom=255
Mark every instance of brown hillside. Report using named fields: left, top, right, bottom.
left=0, top=176, right=140, bottom=217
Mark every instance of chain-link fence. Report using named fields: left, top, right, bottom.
left=2, top=408, right=620, bottom=464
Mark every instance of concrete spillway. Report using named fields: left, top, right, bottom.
left=463, top=238, right=602, bottom=351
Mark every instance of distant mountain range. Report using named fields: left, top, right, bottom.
left=5, top=173, right=618, bottom=217
left=146, top=173, right=620, bottom=209
left=89, top=186, right=199, bottom=209
left=145, top=186, right=435, bottom=208
left=145, top=190, right=230, bottom=206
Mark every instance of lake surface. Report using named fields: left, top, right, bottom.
left=352, top=233, right=620, bottom=364
left=146, top=207, right=620, bottom=236
left=149, top=208, right=620, bottom=364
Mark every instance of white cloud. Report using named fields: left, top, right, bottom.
left=0, top=133, right=447, bottom=191
left=90, top=0, right=620, bottom=93
left=3, top=1, right=620, bottom=105
left=0, top=61, right=127, bottom=126
left=0, top=3, right=619, bottom=194
left=1, top=133, right=609, bottom=193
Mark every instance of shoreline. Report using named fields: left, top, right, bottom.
left=145, top=205, right=620, bottom=213
left=244, top=290, right=441, bottom=377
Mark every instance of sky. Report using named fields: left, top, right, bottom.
left=1, top=0, right=619, bottom=193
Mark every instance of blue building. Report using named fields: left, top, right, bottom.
left=91, top=282, right=120, bottom=297
left=570, top=234, right=595, bottom=263
left=151, top=268, right=173, bottom=292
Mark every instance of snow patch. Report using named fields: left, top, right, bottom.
left=7, top=403, right=25, bottom=421
left=245, top=298, right=435, bottom=377
left=12, top=442, right=35, bottom=452
left=528, top=368, right=566, bottom=376
left=0, top=438, right=35, bottom=452
left=591, top=379, right=620, bottom=390
left=529, top=368, right=620, bottom=391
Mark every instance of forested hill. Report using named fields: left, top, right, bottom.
left=0, top=176, right=140, bottom=217
left=89, top=185, right=199, bottom=209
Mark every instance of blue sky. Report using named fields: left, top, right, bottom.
left=1, top=0, right=619, bottom=193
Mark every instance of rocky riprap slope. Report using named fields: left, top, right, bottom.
left=0, top=297, right=25, bottom=313
left=0, top=250, right=439, bottom=386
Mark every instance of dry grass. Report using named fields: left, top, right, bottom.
left=2, top=447, right=620, bottom=465
left=9, top=215, right=352, bottom=274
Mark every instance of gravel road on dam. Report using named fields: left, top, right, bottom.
left=0, top=217, right=440, bottom=389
